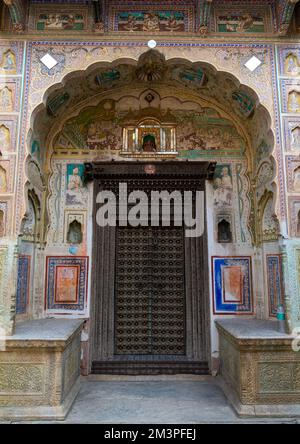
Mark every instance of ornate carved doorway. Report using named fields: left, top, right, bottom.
left=87, top=162, right=214, bottom=374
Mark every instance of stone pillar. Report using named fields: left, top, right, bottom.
left=0, top=242, right=18, bottom=335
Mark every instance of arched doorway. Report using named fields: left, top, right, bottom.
left=87, top=160, right=214, bottom=374
left=21, top=50, right=276, bottom=375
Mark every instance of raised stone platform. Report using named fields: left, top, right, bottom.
left=216, top=319, right=300, bottom=417
left=0, top=318, right=83, bottom=420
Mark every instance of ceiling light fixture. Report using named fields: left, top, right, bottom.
left=147, top=40, right=157, bottom=49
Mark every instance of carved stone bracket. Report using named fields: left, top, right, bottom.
left=196, top=0, right=213, bottom=34
left=92, top=0, right=106, bottom=33
left=3, top=0, right=28, bottom=33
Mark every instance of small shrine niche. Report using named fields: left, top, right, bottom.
left=291, top=125, right=300, bottom=148
left=122, top=110, right=177, bottom=157
left=217, top=218, right=232, bottom=243
left=64, top=212, right=85, bottom=244
left=67, top=220, right=83, bottom=244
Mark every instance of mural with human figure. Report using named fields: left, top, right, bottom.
left=66, top=164, right=86, bottom=206
left=213, top=165, right=233, bottom=207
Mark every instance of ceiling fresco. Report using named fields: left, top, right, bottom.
left=1, top=0, right=299, bottom=35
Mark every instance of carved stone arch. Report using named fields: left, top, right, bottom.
left=20, top=188, right=41, bottom=242
left=22, top=156, right=47, bottom=242
left=257, top=190, right=279, bottom=244
left=21, top=49, right=277, bottom=238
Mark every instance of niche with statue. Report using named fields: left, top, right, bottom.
left=121, top=108, right=177, bottom=157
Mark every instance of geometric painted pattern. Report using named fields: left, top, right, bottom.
left=45, top=256, right=88, bottom=311
left=266, top=254, right=284, bottom=317
left=16, top=255, right=30, bottom=315
left=212, top=256, right=253, bottom=314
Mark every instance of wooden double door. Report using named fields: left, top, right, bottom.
left=87, top=162, right=214, bottom=374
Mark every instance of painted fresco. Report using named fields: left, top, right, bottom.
left=215, top=10, right=266, bottom=33
left=37, top=13, right=85, bottom=31
left=212, top=257, right=253, bottom=314
left=31, top=6, right=88, bottom=32
left=55, top=105, right=244, bottom=156
left=55, top=266, right=79, bottom=303
left=0, top=85, right=14, bottom=112
left=0, top=117, right=18, bottom=153
left=66, top=164, right=86, bottom=206
left=0, top=160, right=14, bottom=194
left=171, top=67, right=206, bottom=87
left=213, top=165, right=233, bottom=207
left=281, top=80, right=300, bottom=113
left=279, top=47, right=300, bottom=75
left=284, top=52, right=300, bottom=76
left=288, top=90, right=300, bottom=113
left=109, top=5, right=194, bottom=32
left=232, top=91, right=255, bottom=118
left=284, top=118, right=300, bottom=152
left=0, top=49, right=17, bottom=75
left=0, top=37, right=282, bottom=343
left=175, top=110, right=243, bottom=154
left=46, top=256, right=88, bottom=311
left=116, top=11, right=186, bottom=32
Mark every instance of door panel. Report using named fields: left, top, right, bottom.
left=89, top=162, right=213, bottom=374
left=115, top=226, right=185, bottom=355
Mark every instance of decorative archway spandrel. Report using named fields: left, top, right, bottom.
left=25, top=42, right=276, bottom=116
left=16, top=42, right=283, bottom=234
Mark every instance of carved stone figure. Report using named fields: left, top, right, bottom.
left=285, top=53, right=299, bottom=75
left=0, top=166, right=7, bottom=193
left=288, top=91, right=300, bottom=113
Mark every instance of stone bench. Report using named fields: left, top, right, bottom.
left=216, top=319, right=300, bottom=417
left=0, top=318, right=83, bottom=421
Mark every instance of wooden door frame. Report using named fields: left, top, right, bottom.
left=85, top=161, right=216, bottom=374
